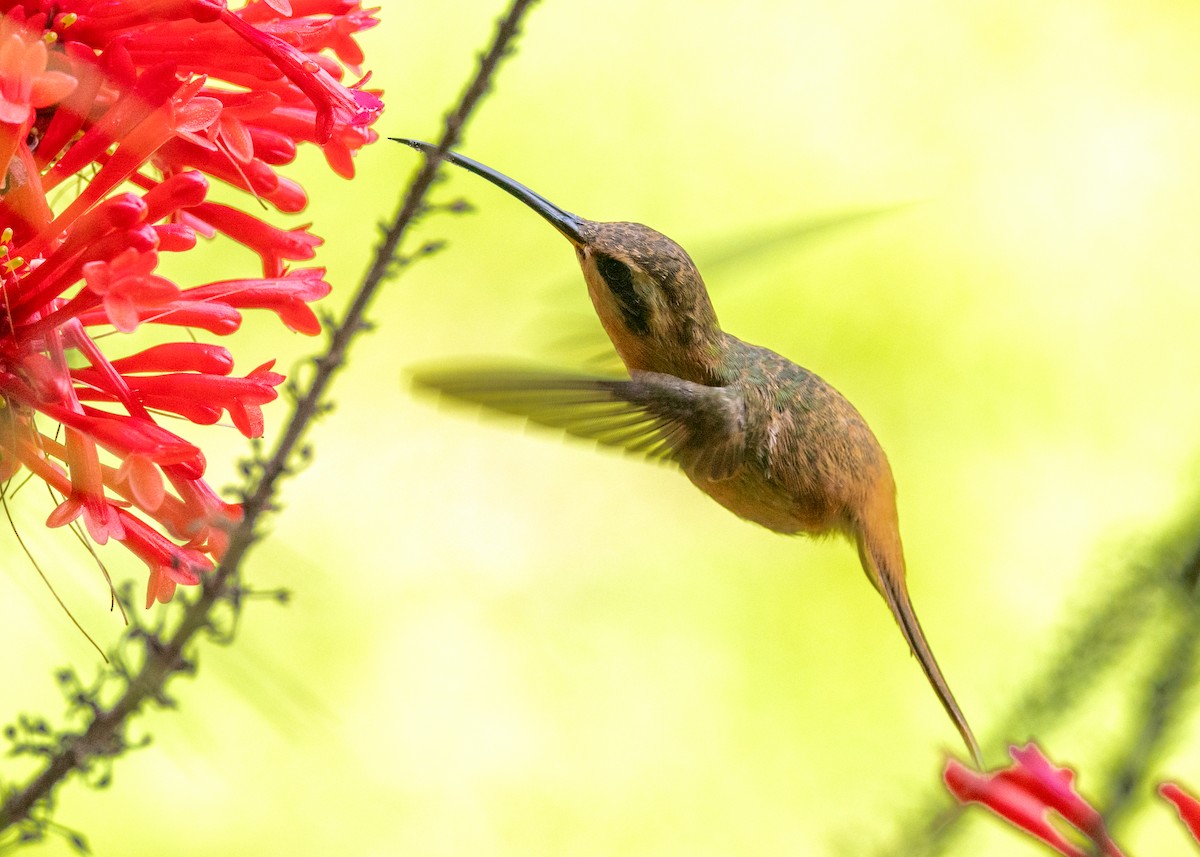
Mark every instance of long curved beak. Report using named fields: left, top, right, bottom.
left=393, top=138, right=586, bottom=244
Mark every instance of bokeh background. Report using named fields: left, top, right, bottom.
left=5, top=1, right=1200, bottom=854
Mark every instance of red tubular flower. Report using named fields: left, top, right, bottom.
left=83, top=247, right=181, bottom=332
left=1161, top=782, right=1200, bottom=847
left=0, top=2, right=382, bottom=607
left=184, top=201, right=323, bottom=277
left=944, top=744, right=1125, bottom=857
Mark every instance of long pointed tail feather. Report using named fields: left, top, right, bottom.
left=857, top=531, right=984, bottom=769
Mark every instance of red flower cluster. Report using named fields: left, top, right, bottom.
left=945, top=744, right=1200, bottom=855
left=0, top=1, right=381, bottom=607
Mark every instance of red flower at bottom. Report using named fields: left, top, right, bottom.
left=1162, top=783, right=1200, bottom=847
left=944, top=744, right=1124, bottom=857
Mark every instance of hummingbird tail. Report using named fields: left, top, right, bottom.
left=856, top=530, right=984, bottom=769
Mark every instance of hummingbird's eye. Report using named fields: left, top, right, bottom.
left=594, top=254, right=630, bottom=287
left=594, top=253, right=650, bottom=335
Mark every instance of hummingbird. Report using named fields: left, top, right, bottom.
left=395, top=138, right=983, bottom=767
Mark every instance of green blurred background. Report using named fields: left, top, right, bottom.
left=5, top=1, right=1200, bottom=854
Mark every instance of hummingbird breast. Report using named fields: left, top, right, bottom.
left=689, top=338, right=891, bottom=540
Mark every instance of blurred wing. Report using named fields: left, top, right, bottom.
left=700, top=204, right=917, bottom=274
left=411, top=364, right=747, bottom=480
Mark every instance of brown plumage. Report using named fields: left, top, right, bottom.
left=396, top=138, right=983, bottom=767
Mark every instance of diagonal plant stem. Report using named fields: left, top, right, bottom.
left=1099, top=542, right=1200, bottom=834
left=0, top=0, right=541, bottom=834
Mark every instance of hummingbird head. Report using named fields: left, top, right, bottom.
left=569, top=219, right=723, bottom=379
left=393, top=139, right=725, bottom=381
